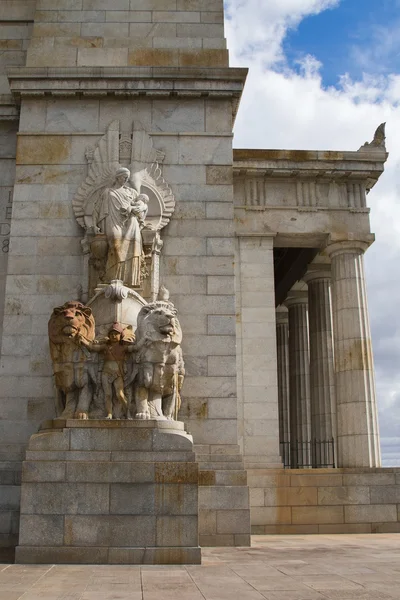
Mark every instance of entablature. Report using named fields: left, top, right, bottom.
left=233, top=144, right=387, bottom=211
left=233, top=147, right=387, bottom=185
left=7, top=66, right=247, bottom=122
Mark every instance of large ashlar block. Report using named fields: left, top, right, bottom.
left=345, top=504, right=397, bottom=523
left=292, top=506, right=344, bottom=525
left=264, top=486, right=317, bottom=507
left=16, top=420, right=201, bottom=564
left=318, top=486, right=370, bottom=505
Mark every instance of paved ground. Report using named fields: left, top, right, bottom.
left=1, top=535, right=400, bottom=599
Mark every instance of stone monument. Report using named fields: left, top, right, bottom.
left=3, top=0, right=398, bottom=559
left=16, top=286, right=200, bottom=564
left=14, top=113, right=200, bottom=563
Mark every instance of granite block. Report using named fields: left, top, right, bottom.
left=18, top=515, right=64, bottom=546
left=156, top=515, right=198, bottom=547
left=110, top=483, right=155, bottom=515
left=64, top=515, right=157, bottom=547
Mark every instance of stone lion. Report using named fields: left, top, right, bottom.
left=128, top=292, right=185, bottom=420
left=48, top=301, right=96, bottom=419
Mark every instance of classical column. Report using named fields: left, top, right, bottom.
left=285, top=295, right=311, bottom=467
left=326, top=240, right=381, bottom=467
left=276, top=307, right=290, bottom=465
left=303, top=268, right=336, bottom=468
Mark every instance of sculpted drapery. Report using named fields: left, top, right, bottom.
left=95, top=167, right=143, bottom=287
left=72, top=121, right=176, bottom=296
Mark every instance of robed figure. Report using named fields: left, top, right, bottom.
left=72, top=121, right=176, bottom=296
left=94, top=167, right=146, bottom=287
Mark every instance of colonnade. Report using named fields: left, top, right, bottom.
left=276, top=241, right=381, bottom=468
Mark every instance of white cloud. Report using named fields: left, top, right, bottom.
left=226, top=0, right=400, bottom=464
left=225, top=0, right=340, bottom=67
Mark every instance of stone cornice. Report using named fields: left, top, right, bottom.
left=233, top=147, right=388, bottom=191
left=7, top=66, right=247, bottom=120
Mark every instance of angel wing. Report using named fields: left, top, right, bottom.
left=72, top=120, right=121, bottom=231
left=130, top=123, right=158, bottom=192
left=129, top=122, right=176, bottom=230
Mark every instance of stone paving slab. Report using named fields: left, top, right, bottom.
left=2, top=535, right=400, bottom=599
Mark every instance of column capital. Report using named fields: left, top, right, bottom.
left=325, top=234, right=375, bottom=259
left=284, top=292, right=308, bottom=309
left=276, top=306, right=289, bottom=324
left=303, top=265, right=331, bottom=284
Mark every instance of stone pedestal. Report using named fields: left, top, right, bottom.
left=87, top=280, right=147, bottom=339
left=15, top=420, right=201, bottom=565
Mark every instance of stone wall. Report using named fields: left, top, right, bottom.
left=0, top=89, right=241, bottom=453
left=25, top=0, right=228, bottom=68
left=0, top=1, right=35, bottom=94
left=0, top=0, right=35, bottom=362
left=0, top=123, right=16, bottom=359
left=249, top=468, right=400, bottom=534
left=0, top=0, right=251, bottom=554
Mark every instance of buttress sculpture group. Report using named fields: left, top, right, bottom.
left=47, top=120, right=185, bottom=422
left=48, top=293, right=185, bottom=422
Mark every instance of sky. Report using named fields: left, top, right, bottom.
left=224, top=0, right=400, bottom=465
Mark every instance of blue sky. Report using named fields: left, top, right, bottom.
left=225, top=0, right=400, bottom=465
left=283, top=0, right=400, bottom=87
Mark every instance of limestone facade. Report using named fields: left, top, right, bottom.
left=0, top=0, right=393, bottom=558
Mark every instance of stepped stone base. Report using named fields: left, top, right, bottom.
left=195, top=444, right=251, bottom=547
left=15, top=419, right=201, bottom=565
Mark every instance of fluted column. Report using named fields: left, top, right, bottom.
left=285, top=295, right=311, bottom=467
left=304, top=268, right=336, bottom=467
left=276, top=308, right=290, bottom=463
left=326, top=240, right=381, bottom=467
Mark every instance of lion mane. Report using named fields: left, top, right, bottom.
left=48, top=301, right=96, bottom=418
left=132, top=299, right=185, bottom=420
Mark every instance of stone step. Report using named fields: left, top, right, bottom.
left=198, top=483, right=251, bottom=546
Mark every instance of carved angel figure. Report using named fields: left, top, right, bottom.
left=94, top=167, right=143, bottom=287
left=72, top=120, right=176, bottom=298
